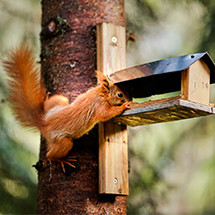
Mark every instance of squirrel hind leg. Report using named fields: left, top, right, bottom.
left=44, top=94, right=69, bottom=113
left=46, top=137, right=76, bottom=172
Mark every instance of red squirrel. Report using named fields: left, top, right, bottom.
left=3, top=46, right=132, bottom=171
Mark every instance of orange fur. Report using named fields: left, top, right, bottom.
left=3, top=46, right=132, bottom=161
left=3, top=46, right=46, bottom=130
left=44, top=94, right=69, bottom=113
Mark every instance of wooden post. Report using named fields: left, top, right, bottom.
left=181, top=59, right=210, bottom=105
left=97, top=22, right=129, bottom=195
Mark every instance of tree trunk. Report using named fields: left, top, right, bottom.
left=37, top=0, right=127, bottom=214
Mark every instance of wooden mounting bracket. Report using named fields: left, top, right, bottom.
left=97, top=22, right=129, bottom=195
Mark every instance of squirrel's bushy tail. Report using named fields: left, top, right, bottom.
left=3, top=45, right=46, bottom=130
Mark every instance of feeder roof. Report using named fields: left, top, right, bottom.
left=110, top=52, right=215, bottom=98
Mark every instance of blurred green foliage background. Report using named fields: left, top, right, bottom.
left=0, top=0, right=40, bottom=214
left=0, top=0, right=215, bottom=214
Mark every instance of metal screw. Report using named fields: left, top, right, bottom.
left=112, top=36, right=117, bottom=44
left=70, top=61, right=76, bottom=68
left=113, top=178, right=118, bottom=184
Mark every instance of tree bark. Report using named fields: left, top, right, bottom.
left=37, top=0, right=127, bottom=214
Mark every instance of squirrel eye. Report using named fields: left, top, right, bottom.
left=117, top=92, right=123, bottom=98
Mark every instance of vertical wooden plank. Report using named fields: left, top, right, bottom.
left=97, top=22, right=129, bottom=195
left=181, top=59, right=210, bottom=105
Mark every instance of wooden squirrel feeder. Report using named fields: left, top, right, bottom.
left=111, top=53, right=215, bottom=126
left=97, top=22, right=215, bottom=196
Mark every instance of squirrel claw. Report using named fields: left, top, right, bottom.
left=60, top=161, right=76, bottom=173
left=56, top=156, right=77, bottom=173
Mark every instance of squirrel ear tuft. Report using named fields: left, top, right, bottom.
left=95, top=70, right=111, bottom=91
